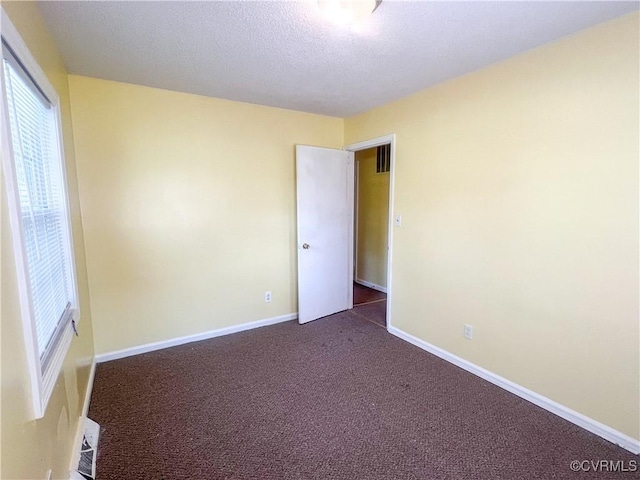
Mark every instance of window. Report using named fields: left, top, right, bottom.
left=376, top=144, right=390, bottom=173
left=1, top=15, right=79, bottom=418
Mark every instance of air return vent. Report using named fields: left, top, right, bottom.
left=70, top=417, right=100, bottom=480
left=376, top=144, right=391, bottom=173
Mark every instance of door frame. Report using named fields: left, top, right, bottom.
left=344, top=134, right=396, bottom=329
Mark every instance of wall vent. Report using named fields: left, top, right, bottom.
left=70, top=417, right=100, bottom=480
left=376, top=144, right=391, bottom=173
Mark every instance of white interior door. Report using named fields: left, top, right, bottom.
left=296, top=145, right=354, bottom=324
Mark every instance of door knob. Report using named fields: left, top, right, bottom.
left=302, top=243, right=310, bottom=249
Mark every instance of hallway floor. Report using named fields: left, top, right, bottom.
left=353, top=282, right=386, bottom=305
left=353, top=282, right=386, bottom=327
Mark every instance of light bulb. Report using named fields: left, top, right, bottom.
left=318, top=0, right=380, bottom=27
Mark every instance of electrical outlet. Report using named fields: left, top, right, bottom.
left=464, top=324, right=473, bottom=340
left=264, top=291, right=272, bottom=303
left=394, top=215, right=402, bottom=227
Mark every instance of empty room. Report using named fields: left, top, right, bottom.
left=1, top=1, right=638, bottom=479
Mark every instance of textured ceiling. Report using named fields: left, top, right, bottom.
left=37, top=1, right=638, bottom=117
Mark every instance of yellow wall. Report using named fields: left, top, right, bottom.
left=356, top=147, right=389, bottom=288
left=67, top=75, right=344, bottom=354
left=346, top=12, right=639, bottom=439
left=1, top=2, right=96, bottom=479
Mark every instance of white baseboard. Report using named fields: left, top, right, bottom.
left=355, top=278, right=387, bottom=294
left=95, top=313, right=298, bottom=363
left=69, top=359, right=97, bottom=477
left=82, top=359, right=96, bottom=417
left=388, top=325, right=640, bottom=455
left=69, top=417, right=84, bottom=476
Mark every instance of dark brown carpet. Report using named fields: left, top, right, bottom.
left=353, top=282, right=386, bottom=305
left=353, top=299, right=386, bottom=327
left=89, top=312, right=637, bottom=480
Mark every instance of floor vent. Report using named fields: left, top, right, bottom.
left=70, top=417, right=100, bottom=480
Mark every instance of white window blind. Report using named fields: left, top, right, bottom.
left=2, top=41, right=75, bottom=371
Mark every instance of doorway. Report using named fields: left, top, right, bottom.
left=344, top=134, right=395, bottom=329
left=295, top=135, right=395, bottom=327
left=351, top=145, right=390, bottom=327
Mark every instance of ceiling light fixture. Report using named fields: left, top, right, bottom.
left=318, top=0, right=382, bottom=27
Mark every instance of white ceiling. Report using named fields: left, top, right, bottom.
left=37, top=1, right=638, bottom=118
